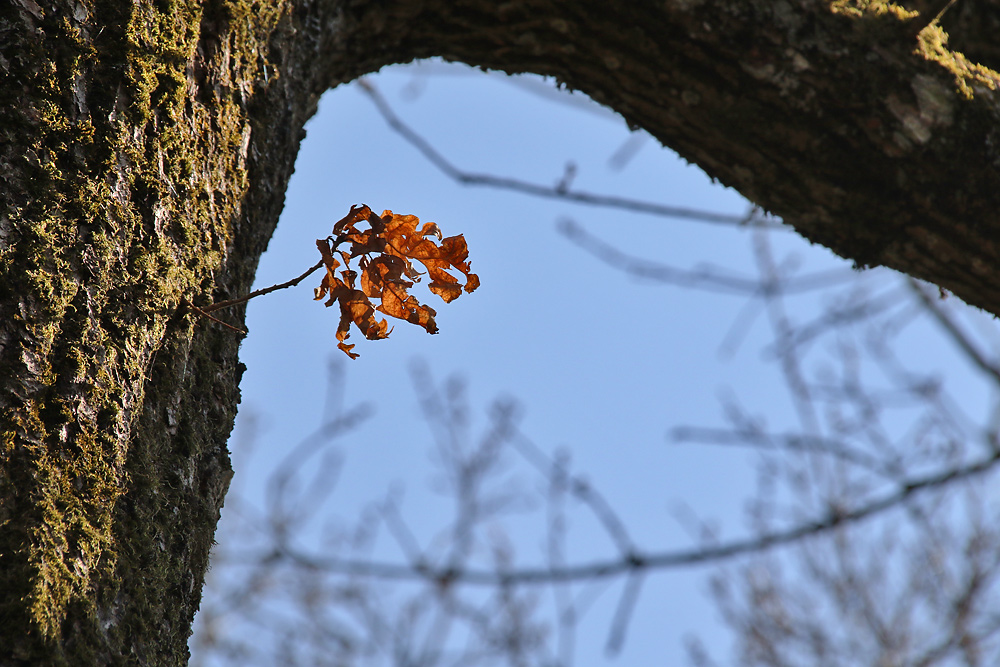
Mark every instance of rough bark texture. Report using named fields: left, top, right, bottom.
left=1, top=0, right=998, bottom=664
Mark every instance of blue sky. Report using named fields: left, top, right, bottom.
left=191, top=60, right=996, bottom=666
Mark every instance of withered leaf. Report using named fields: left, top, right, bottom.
left=316, top=205, right=478, bottom=358
left=378, top=282, right=438, bottom=335
left=314, top=239, right=341, bottom=306
left=360, top=255, right=411, bottom=300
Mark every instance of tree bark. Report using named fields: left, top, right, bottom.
left=2, top=0, right=998, bottom=663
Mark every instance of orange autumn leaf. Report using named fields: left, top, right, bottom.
left=314, top=205, right=479, bottom=358
left=360, top=254, right=411, bottom=300
left=379, top=281, right=438, bottom=334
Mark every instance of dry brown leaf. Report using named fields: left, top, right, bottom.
left=315, top=205, right=477, bottom=357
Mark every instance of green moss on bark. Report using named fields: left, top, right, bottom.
left=1, top=0, right=287, bottom=661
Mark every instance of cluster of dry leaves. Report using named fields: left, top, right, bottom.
left=314, top=205, right=480, bottom=358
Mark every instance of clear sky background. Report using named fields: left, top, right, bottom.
left=190, top=60, right=996, bottom=666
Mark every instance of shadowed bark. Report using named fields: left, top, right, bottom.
left=2, top=0, right=997, bottom=663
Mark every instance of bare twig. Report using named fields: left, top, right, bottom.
left=909, top=0, right=960, bottom=37
left=606, top=573, right=645, bottom=656
left=225, top=447, right=1000, bottom=586
left=201, top=259, right=325, bottom=314
left=358, top=79, right=782, bottom=228
left=909, top=278, right=1000, bottom=384
left=509, top=429, right=636, bottom=557
left=558, top=218, right=851, bottom=295
left=670, top=426, right=887, bottom=475
left=184, top=301, right=248, bottom=334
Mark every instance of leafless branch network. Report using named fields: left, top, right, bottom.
left=193, top=78, right=1000, bottom=667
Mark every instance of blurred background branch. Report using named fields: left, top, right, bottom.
left=191, top=70, right=1000, bottom=667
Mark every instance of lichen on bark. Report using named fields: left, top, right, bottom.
left=1, top=0, right=288, bottom=661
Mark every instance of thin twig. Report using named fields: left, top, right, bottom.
left=670, top=426, right=886, bottom=475
left=909, top=278, right=1000, bottom=384
left=232, top=447, right=1000, bottom=586
left=185, top=301, right=248, bottom=334
left=559, top=218, right=850, bottom=295
left=606, top=572, right=645, bottom=656
left=510, top=430, right=636, bottom=556
left=381, top=497, right=427, bottom=568
left=201, top=260, right=325, bottom=314
left=909, top=0, right=960, bottom=37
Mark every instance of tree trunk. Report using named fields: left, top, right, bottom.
left=1, top=0, right=997, bottom=663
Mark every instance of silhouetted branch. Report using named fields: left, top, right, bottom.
left=219, top=446, right=1000, bottom=586
left=558, top=217, right=853, bottom=295
left=606, top=572, right=645, bottom=657
left=201, top=260, right=324, bottom=313
left=910, top=278, right=1000, bottom=384
left=509, top=430, right=636, bottom=557
left=358, top=78, right=780, bottom=228
left=670, top=426, right=887, bottom=475
left=760, top=284, right=909, bottom=358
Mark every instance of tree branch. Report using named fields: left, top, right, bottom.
left=199, top=260, right=325, bottom=314
left=222, top=448, right=1000, bottom=587
left=358, top=79, right=776, bottom=228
